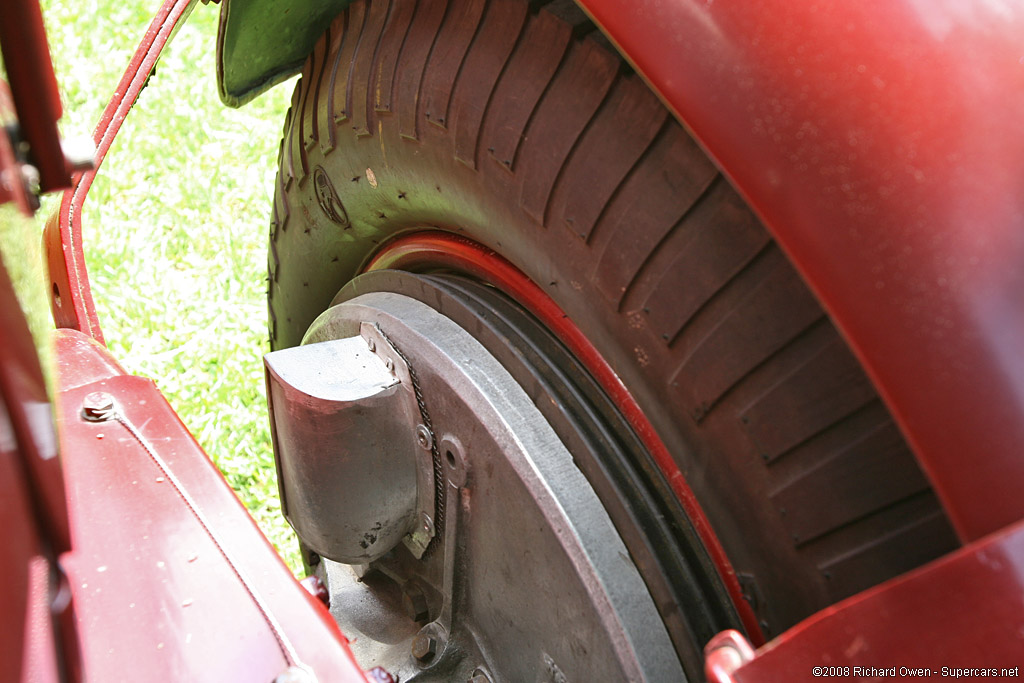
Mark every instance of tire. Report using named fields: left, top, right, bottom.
left=268, top=0, right=957, bottom=646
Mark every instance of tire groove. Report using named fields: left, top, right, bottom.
left=811, top=496, right=953, bottom=598
left=693, top=314, right=829, bottom=423
left=549, top=74, right=668, bottom=248
left=618, top=174, right=723, bottom=314
left=479, top=8, right=572, bottom=172
left=340, top=1, right=370, bottom=128
left=795, top=489, right=937, bottom=551
left=329, top=2, right=367, bottom=134
left=273, top=137, right=291, bottom=231
left=350, top=0, right=392, bottom=137
left=283, top=97, right=300, bottom=186
left=516, top=37, right=619, bottom=223
left=505, top=29, right=575, bottom=174
left=738, top=330, right=881, bottom=459
left=320, top=11, right=349, bottom=153
left=667, top=248, right=825, bottom=419
left=422, top=0, right=486, bottom=131
left=590, top=124, right=718, bottom=305
left=303, top=27, right=331, bottom=151
left=538, top=69, right=623, bottom=228
left=769, top=416, right=931, bottom=549
left=268, top=227, right=282, bottom=284
left=764, top=397, right=885, bottom=469
left=452, top=0, right=529, bottom=168
left=373, top=0, right=416, bottom=113
left=663, top=237, right=774, bottom=348
left=294, top=66, right=313, bottom=180
left=395, top=0, right=449, bottom=140
left=584, top=117, right=671, bottom=248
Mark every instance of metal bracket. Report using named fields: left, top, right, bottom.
left=266, top=332, right=425, bottom=564
left=358, top=321, right=437, bottom=559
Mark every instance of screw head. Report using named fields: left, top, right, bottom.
left=82, top=392, right=115, bottom=421
left=421, top=513, right=435, bottom=537
left=411, top=632, right=438, bottom=662
left=416, top=424, right=433, bottom=451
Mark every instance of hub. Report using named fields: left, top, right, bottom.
left=265, top=286, right=684, bottom=681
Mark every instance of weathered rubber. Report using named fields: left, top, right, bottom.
left=268, top=0, right=958, bottom=641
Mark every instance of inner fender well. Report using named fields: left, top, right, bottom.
left=217, top=0, right=352, bottom=106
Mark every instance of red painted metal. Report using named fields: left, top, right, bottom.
left=0, top=244, right=71, bottom=557
left=365, top=231, right=764, bottom=644
left=0, top=0, right=69, bottom=193
left=0, top=81, right=34, bottom=214
left=54, top=327, right=367, bottom=682
left=1, top=411, right=63, bottom=683
left=704, top=630, right=754, bottom=683
left=44, top=0, right=198, bottom=344
left=705, top=518, right=1024, bottom=680
left=575, top=0, right=1024, bottom=542
left=0, top=256, right=79, bottom=681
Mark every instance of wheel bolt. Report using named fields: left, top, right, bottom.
left=412, top=632, right=438, bottom=662
left=402, top=582, right=429, bottom=622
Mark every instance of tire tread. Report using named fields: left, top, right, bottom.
left=269, top=0, right=959, bottom=639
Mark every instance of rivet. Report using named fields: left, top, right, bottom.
left=416, top=424, right=433, bottom=451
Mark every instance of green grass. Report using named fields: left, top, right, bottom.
left=40, top=0, right=302, bottom=572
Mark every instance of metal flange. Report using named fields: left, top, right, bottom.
left=279, top=291, right=684, bottom=682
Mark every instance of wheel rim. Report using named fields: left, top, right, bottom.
left=267, top=286, right=686, bottom=680
left=364, top=231, right=762, bottom=640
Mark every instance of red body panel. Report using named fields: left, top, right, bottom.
left=0, top=245, right=78, bottom=681
left=577, top=0, right=1024, bottom=542
left=708, top=518, right=1024, bottom=680
left=54, top=328, right=367, bottom=682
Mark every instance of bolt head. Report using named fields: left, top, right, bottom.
left=82, top=392, right=115, bottom=421
left=411, top=632, right=438, bottom=662
left=402, top=582, right=429, bottom=622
